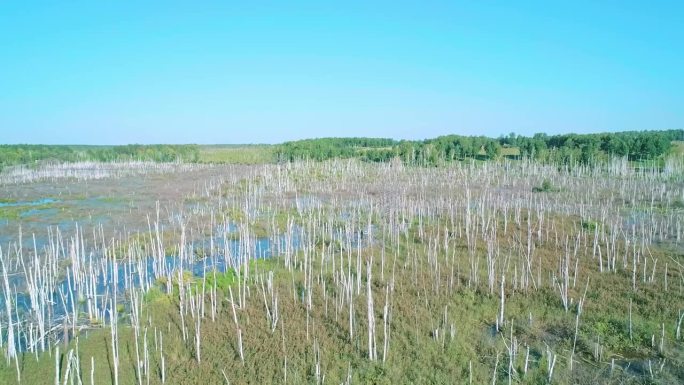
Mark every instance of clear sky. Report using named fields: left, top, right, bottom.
left=1, top=1, right=682, bottom=144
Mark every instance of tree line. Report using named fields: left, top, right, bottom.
left=276, top=129, right=683, bottom=165
left=275, top=137, right=397, bottom=162
left=2, top=129, right=681, bottom=169
left=504, top=129, right=682, bottom=164
left=0, top=144, right=199, bottom=170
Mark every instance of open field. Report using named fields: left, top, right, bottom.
left=198, top=145, right=276, bottom=164
left=0, top=157, right=683, bottom=384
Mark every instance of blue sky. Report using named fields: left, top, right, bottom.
left=1, top=1, right=682, bottom=144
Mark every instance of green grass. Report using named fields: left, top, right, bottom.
left=198, top=145, right=275, bottom=164
left=581, top=219, right=599, bottom=231
left=501, top=146, right=521, bottom=157
left=0, top=202, right=61, bottom=220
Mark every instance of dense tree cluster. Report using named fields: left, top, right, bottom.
left=275, top=138, right=397, bottom=162
left=0, top=145, right=82, bottom=170
left=276, top=130, right=682, bottom=165
left=0, top=144, right=199, bottom=170
left=393, top=135, right=502, bottom=164
left=275, top=136, right=501, bottom=164
left=85, top=144, right=200, bottom=163
left=504, top=130, right=682, bottom=164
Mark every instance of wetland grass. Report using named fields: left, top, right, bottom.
left=0, top=158, right=683, bottom=383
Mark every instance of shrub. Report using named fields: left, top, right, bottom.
left=533, top=179, right=557, bottom=192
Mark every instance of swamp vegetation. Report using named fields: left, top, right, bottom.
left=0, top=153, right=682, bottom=384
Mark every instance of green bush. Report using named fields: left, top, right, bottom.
left=533, top=179, right=557, bottom=192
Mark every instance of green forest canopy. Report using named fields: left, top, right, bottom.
left=275, top=129, right=683, bottom=165
left=1, top=130, right=682, bottom=169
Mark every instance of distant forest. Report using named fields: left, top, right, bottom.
left=1, top=130, right=682, bottom=170
left=0, top=144, right=199, bottom=170
left=275, top=129, right=684, bottom=165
